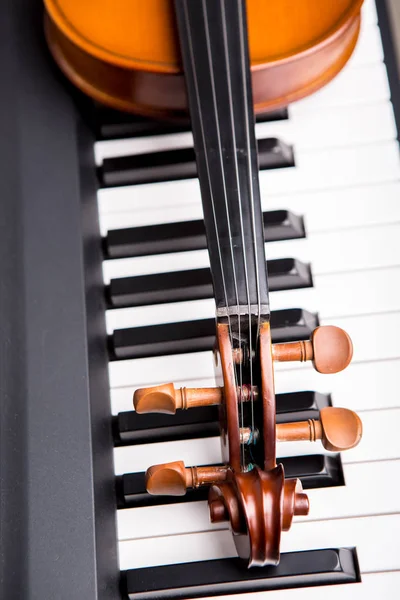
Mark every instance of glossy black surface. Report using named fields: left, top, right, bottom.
left=104, top=210, right=305, bottom=259
left=123, top=548, right=359, bottom=599
left=100, top=137, right=293, bottom=187
left=106, top=258, right=312, bottom=308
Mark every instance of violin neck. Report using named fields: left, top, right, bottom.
left=175, top=0, right=270, bottom=321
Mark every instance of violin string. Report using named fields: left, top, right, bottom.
left=181, top=1, right=240, bottom=423
left=221, top=0, right=255, bottom=459
left=237, top=0, right=261, bottom=434
left=203, top=0, right=245, bottom=468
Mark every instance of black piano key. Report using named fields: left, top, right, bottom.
left=99, top=137, right=294, bottom=187
left=115, top=406, right=219, bottom=446
left=104, top=209, right=305, bottom=259
left=282, top=454, right=344, bottom=489
left=122, top=548, right=359, bottom=599
left=268, top=257, right=313, bottom=290
left=96, top=106, right=289, bottom=140
left=114, top=391, right=331, bottom=446
left=106, top=258, right=312, bottom=308
left=109, top=309, right=319, bottom=360
left=116, top=455, right=343, bottom=509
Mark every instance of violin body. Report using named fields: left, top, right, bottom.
left=44, top=0, right=364, bottom=120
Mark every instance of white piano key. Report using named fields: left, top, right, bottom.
left=298, top=460, right=400, bottom=521
left=269, top=181, right=400, bottom=233
left=265, top=142, right=400, bottom=195
left=110, top=357, right=400, bottom=415
left=257, top=102, right=397, bottom=150
left=106, top=297, right=213, bottom=332
left=279, top=515, right=400, bottom=568
left=323, top=311, right=400, bottom=363
left=118, top=514, right=400, bottom=571
left=117, top=460, right=400, bottom=541
left=103, top=221, right=400, bottom=283
left=109, top=350, right=215, bottom=390
left=117, top=500, right=220, bottom=541
left=113, top=407, right=400, bottom=475
left=222, top=572, right=400, bottom=600
left=114, top=434, right=222, bottom=475
left=272, top=266, right=400, bottom=316
left=362, top=0, right=377, bottom=25
left=290, top=62, right=390, bottom=112
left=273, top=358, right=400, bottom=411
left=346, top=23, right=383, bottom=66
left=105, top=266, right=400, bottom=332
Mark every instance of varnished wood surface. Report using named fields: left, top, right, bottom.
left=259, top=321, right=276, bottom=471
left=44, top=0, right=364, bottom=118
left=276, top=407, right=362, bottom=451
left=216, top=322, right=242, bottom=473
left=272, top=325, right=353, bottom=374
left=134, top=383, right=223, bottom=414
left=146, top=461, right=228, bottom=495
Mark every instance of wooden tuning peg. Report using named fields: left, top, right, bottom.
left=145, top=461, right=228, bottom=496
left=272, top=325, right=353, bottom=373
left=276, top=407, right=362, bottom=452
left=134, top=383, right=223, bottom=414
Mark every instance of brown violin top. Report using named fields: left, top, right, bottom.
left=44, top=0, right=364, bottom=119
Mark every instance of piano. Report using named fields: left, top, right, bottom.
left=1, top=0, right=399, bottom=598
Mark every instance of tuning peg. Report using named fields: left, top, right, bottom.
left=134, top=383, right=223, bottom=414
left=134, top=383, right=259, bottom=414
left=272, top=325, right=353, bottom=373
left=145, top=461, right=228, bottom=495
left=276, top=407, right=362, bottom=452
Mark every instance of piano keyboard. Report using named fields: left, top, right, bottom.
left=94, top=0, right=400, bottom=597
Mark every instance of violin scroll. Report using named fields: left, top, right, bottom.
left=135, top=321, right=361, bottom=567
left=208, top=465, right=310, bottom=567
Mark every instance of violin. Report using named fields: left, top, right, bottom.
left=43, top=0, right=364, bottom=567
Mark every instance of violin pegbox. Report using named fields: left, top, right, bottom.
left=133, top=322, right=362, bottom=567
